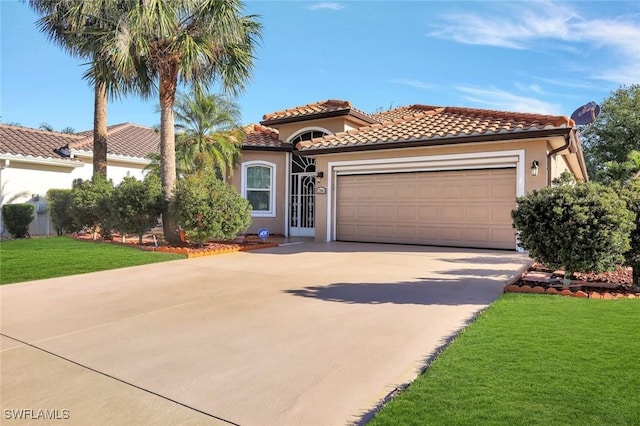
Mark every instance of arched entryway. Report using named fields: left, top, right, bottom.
left=289, top=130, right=329, bottom=237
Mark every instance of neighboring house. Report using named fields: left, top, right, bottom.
left=229, top=99, right=588, bottom=251
left=0, top=123, right=158, bottom=235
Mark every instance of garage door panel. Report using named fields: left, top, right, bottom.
left=396, top=226, right=418, bottom=239
left=466, top=206, right=492, bottom=221
left=441, top=205, right=465, bottom=221
left=375, top=206, right=395, bottom=220
left=441, top=227, right=464, bottom=242
left=397, top=185, right=417, bottom=199
left=375, top=184, right=396, bottom=200
left=466, top=228, right=490, bottom=242
left=397, top=206, right=417, bottom=220
left=336, top=169, right=516, bottom=249
left=418, top=206, right=440, bottom=221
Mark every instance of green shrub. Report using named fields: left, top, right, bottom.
left=511, top=181, right=635, bottom=285
left=69, top=175, right=114, bottom=238
left=2, top=203, right=35, bottom=238
left=111, top=175, right=163, bottom=244
left=172, top=169, right=251, bottom=244
left=619, top=180, right=640, bottom=286
left=46, top=189, right=76, bottom=235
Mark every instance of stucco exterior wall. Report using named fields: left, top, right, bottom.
left=229, top=150, right=288, bottom=235
left=550, top=153, right=571, bottom=182
left=275, top=116, right=369, bottom=142
left=0, top=157, right=149, bottom=236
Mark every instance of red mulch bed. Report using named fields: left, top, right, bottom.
left=506, top=263, right=639, bottom=299
left=72, top=233, right=278, bottom=258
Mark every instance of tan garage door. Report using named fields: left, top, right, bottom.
left=336, top=169, right=516, bottom=249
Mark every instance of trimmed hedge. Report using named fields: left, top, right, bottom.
left=2, top=203, right=34, bottom=238
left=512, top=181, right=635, bottom=284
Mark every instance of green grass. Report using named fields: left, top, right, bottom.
left=0, top=236, right=186, bottom=284
left=370, top=293, right=640, bottom=426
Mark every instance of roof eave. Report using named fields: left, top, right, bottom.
left=242, top=145, right=293, bottom=152
left=297, top=128, right=572, bottom=155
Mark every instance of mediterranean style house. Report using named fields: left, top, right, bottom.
left=1, top=99, right=587, bottom=251
left=229, top=100, right=587, bottom=251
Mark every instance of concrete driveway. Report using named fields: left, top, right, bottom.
left=1, top=242, right=530, bottom=425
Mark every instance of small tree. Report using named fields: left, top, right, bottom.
left=512, top=181, right=635, bottom=286
left=619, top=180, right=640, bottom=287
left=111, top=175, right=163, bottom=244
left=69, top=175, right=114, bottom=239
left=1, top=204, right=34, bottom=238
left=172, top=169, right=251, bottom=244
left=46, top=189, right=76, bottom=235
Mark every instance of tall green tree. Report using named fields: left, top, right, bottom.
left=174, top=91, right=244, bottom=177
left=29, top=1, right=151, bottom=177
left=106, top=0, right=261, bottom=242
left=582, top=85, right=640, bottom=176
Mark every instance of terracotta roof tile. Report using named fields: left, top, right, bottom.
left=370, top=105, right=441, bottom=122
left=1, top=123, right=159, bottom=161
left=242, top=124, right=291, bottom=149
left=297, top=105, right=574, bottom=152
left=0, top=124, right=83, bottom=160
left=261, top=99, right=376, bottom=125
left=74, top=123, right=159, bottom=158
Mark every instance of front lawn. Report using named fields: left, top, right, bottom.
left=0, top=236, right=185, bottom=284
left=370, top=293, right=640, bottom=425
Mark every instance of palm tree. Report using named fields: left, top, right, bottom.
left=106, top=0, right=261, bottom=242
left=174, top=91, right=244, bottom=177
left=39, top=122, right=54, bottom=132
left=29, top=1, right=151, bottom=177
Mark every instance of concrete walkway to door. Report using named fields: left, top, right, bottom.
left=1, top=242, right=530, bottom=425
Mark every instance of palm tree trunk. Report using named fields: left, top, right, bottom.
left=93, top=80, right=108, bottom=177
left=159, top=63, right=180, bottom=243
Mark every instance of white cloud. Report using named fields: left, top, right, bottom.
left=391, top=78, right=438, bottom=90
left=456, top=86, right=562, bottom=115
left=427, top=1, right=640, bottom=86
left=309, top=3, right=345, bottom=11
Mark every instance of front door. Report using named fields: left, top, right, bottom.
left=290, top=155, right=315, bottom=237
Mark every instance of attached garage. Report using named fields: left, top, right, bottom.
left=336, top=168, right=517, bottom=249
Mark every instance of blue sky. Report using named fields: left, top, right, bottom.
left=1, top=1, right=639, bottom=132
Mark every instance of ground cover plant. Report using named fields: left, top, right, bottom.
left=369, top=293, right=640, bottom=426
left=0, top=236, right=185, bottom=285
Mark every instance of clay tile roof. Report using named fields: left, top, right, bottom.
left=297, top=105, right=574, bottom=152
left=261, top=99, right=377, bottom=125
left=242, top=124, right=291, bottom=149
left=370, top=104, right=441, bottom=122
left=74, top=123, right=159, bottom=158
left=0, top=124, right=83, bottom=160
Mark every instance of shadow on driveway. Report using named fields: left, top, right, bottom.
left=284, top=277, right=504, bottom=306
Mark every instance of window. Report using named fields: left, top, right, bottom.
left=242, top=161, right=276, bottom=217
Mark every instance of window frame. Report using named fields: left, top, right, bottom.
left=241, top=161, right=277, bottom=218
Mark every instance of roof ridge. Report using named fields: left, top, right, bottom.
left=443, top=106, right=573, bottom=127
left=262, top=99, right=352, bottom=120
left=0, top=123, right=83, bottom=139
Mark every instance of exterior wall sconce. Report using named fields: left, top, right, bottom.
left=530, top=160, right=540, bottom=177
left=316, top=171, right=324, bottom=179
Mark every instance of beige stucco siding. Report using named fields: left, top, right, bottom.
left=550, top=154, right=571, bottom=182
left=276, top=117, right=371, bottom=142
left=229, top=150, right=288, bottom=235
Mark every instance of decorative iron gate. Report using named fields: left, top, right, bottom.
left=290, top=155, right=315, bottom=237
